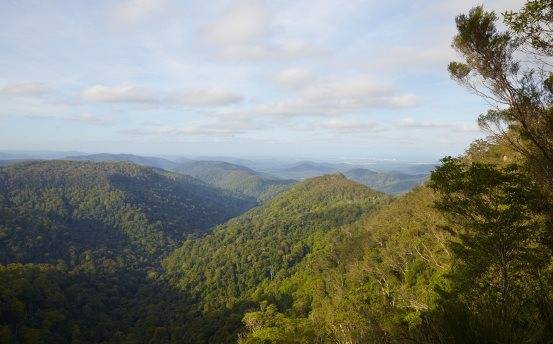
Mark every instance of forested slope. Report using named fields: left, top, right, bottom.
left=238, top=185, right=448, bottom=343
left=69, top=153, right=294, bottom=202
left=0, top=160, right=256, bottom=343
left=163, top=174, right=391, bottom=341
left=344, top=168, right=428, bottom=194
left=0, top=160, right=255, bottom=267
left=172, top=160, right=294, bottom=201
left=237, top=138, right=553, bottom=343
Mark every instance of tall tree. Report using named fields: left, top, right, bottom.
left=448, top=2, right=553, bottom=195
left=429, top=157, right=553, bottom=342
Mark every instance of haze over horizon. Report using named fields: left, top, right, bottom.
left=1, top=0, right=523, bottom=159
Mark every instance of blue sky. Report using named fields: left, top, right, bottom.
left=0, top=0, right=524, bottom=161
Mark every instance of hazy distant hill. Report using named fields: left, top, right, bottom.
left=172, top=160, right=295, bottom=201
left=262, top=161, right=428, bottom=194
left=267, top=161, right=340, bottom=179
left=0, top=151, right=86, bottom=161
left=70, top=153, right=294, bottom=201
left=344, top=168, right=428, bottom=194
left=67, top=153, right=179, bottom=171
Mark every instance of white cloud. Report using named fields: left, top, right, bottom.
left=220, top=39, right=327, bottom=60
left=111, top=0, right=167, bottom=24
left=202, top=2, right=270, bottom=45
left=122, top=118, right=262, bottom=138
left=169, top=88, right=243, bottom=107
left=218, top=39, right=323, bottom=60
left=82, top=85, right=243, bottom=107
left=66, top=113, right=114, bottom=126
left=201, top=2, right=323, bottom=61
left=273, top=68, right=314, bottom=88
left=397, top=117, right=444, bottom=129
left=254, top=75, right=420, bottom=117
left=0, top=82, right=51, bottom=97
left=315, top=119, right=383, bottom=133
left=388, top=94, right=420, bottom=108
left=82, top=85, right=156, bottom=103
left=396, top=117, right=480, bottom=132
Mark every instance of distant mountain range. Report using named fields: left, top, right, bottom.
left=343, top=168, right=429, bottom=195
left=264, top=161, right=430, bottom=194
left=0, top=152, right=435, bottom=196
left=67, top=153, right=179, bottom=171
left=67, top=153, right=294, bottom=201
left=172, top=160, right=295, bottom=201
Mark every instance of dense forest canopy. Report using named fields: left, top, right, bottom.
left=69, top=154, right=296, bottom=202
left=0, top=1, right=552, bottom=343
left=162, top=174, right=390, bottom=340
left=0, top=160, right=255, bottom=267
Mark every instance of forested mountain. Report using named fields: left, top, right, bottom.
left=266, top=161, right=342, bottom=180
left=172, top=160, right=295, bottom=201
left=0, top=160, right=255, bottom=267
left=344, top=168, right=428, bottom=194
left=238, top=184, right=446, bottom=343
left=68, top=153, right=179, bottom=171
left=263, top=162, right=429, bottom=194
left=163, top=174, right=390, bottom=341
left=0, top=160, right=257, bottom=343
left=69, top=153, right=294, bottom=201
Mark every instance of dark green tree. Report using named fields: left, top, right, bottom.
left=448, top=2, right=553, bottom=195
left=429, top=157, right=553, bottom=342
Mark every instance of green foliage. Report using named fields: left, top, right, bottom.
left=163, top=174, right=390, bottom=341
left=344, top=168, right=428, bottom=195
left=173, top=160, right=295, bottom=202
left=449, top=2, right=553, bottom=197
left=0, top=160, right=257, bottom=343
left=426, top=157, right=553, bottom=342
left=238, top=185, right=449, bottom=343
left=504, top=0, right=553, bottom=55
left=239, top=302, right=314, bottom=344
left=0, top=160, right=254, bottom=267
left=0, top=263, right=194, bottom=343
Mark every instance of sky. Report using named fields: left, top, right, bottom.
left=0, top=0, right=525, bottom=161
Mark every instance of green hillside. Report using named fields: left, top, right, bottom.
left=67, top=153, right=179, bottom=171
left=68, top=153, right=294, bottom=202
left=0, top=160, right=255, bottom=267
left=344, top=168, right=428, bottom=194
left=163, top=173, right=390, bottom=340
left=237, top=138, right=552, bottom=343
left=238, top=185, right=448, bottom=343
left=173, top=160, right=295, bottom=201
left=0, top=160, right=258, bottom=343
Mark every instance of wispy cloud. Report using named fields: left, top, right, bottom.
left=201, top=2, right=323, bottom=61
left=315, top=119, right=384, bottom=133
left=396, top=117, right=481, bottom=132
left=122, top=118, right=262, bottom=138
left=82, top=85, right=156, bottom=103
left=0, top=82, right=51, bottom=97
left=202, top=2, right=270, bottom=45
left=255, top=75, right=419, bottom=117
left=66, top=113, right=114, bottom=126
left=273, top=68, right=314, bottom=88
left=111, top=0, right=167, bottom=24
left=82, top=85, right=243, bottom=107
left=168, top=89, right=243, bottom=107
